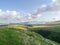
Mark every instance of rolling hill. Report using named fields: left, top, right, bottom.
left=0, top=25, right=59, bottom=45
left=29, top=23, right=60, bottom=43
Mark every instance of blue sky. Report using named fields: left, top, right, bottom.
left=0, top=0, right=60, bottom=23
left=0, top=0, right=51, bottom=12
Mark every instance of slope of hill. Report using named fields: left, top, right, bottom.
left=0, top=26, right=59, bottom=45
left=29, top=23, right=60, bottom=43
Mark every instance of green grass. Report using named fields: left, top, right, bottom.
left=0, top=26, right=59, bottom=45
left=28, top=24, right=60, bottom=43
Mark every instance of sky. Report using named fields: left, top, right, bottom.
left=0, top=0, right=51, bottom=12
left=0, top=0, right=60, bottom=24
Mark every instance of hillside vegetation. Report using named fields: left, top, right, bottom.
left=29, top=24, right=60, bottom=43
left=0, top=25, right=59, bottom=45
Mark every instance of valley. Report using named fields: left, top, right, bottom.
left=0, top=23, right=60, bottom=45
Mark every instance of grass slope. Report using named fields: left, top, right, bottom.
left=0, top=26, right=59, bottom=45
left=29, top=24, right=60, bottom=43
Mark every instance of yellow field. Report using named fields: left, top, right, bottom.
left=7, top=25, right=28, bottom=30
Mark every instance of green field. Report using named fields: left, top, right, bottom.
left=0, top=24, right=60, bottom=45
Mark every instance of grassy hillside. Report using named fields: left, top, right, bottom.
left=0, top=25, right=59, bottom=45
left=28, top=24, right=60, bottom=43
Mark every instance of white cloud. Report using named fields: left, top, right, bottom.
left=52, top=0, right=56, bottom=2
left=28, top=14, right=32, bottom=20
left=37, top=14, right=42, bottom=18
left=0, top=0, right=60, bottom=24
left=52, top=17, right=60, bottom=21
left=32, top=0, right=60, bottom=13
left=29, top=0, right=60, bottom=22
left=0, top=9, right=2, bottom=12
left=41, top=5, right=47, bottom=8
left=0, top=10, right=29, bottom=23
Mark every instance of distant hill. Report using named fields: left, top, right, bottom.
left=20, top=20, right=60, bottom=25
left=45, top=21, right=60, bottom=24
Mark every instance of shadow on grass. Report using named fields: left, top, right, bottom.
left=29, top=29, right=60, bottom=43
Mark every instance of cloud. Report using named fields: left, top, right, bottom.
left=30, top=0, right=60, bottom=22
left=32, top=0, right=60, bottom=13
left=52, top=17, right=60, bottom=21
left=0, top=0, right=60, bottom=24
left=37, top=14, right=42, bottom=18
left=0, top=9, right=29, bottom=23
left=52, top=0, right=56, bottom=2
